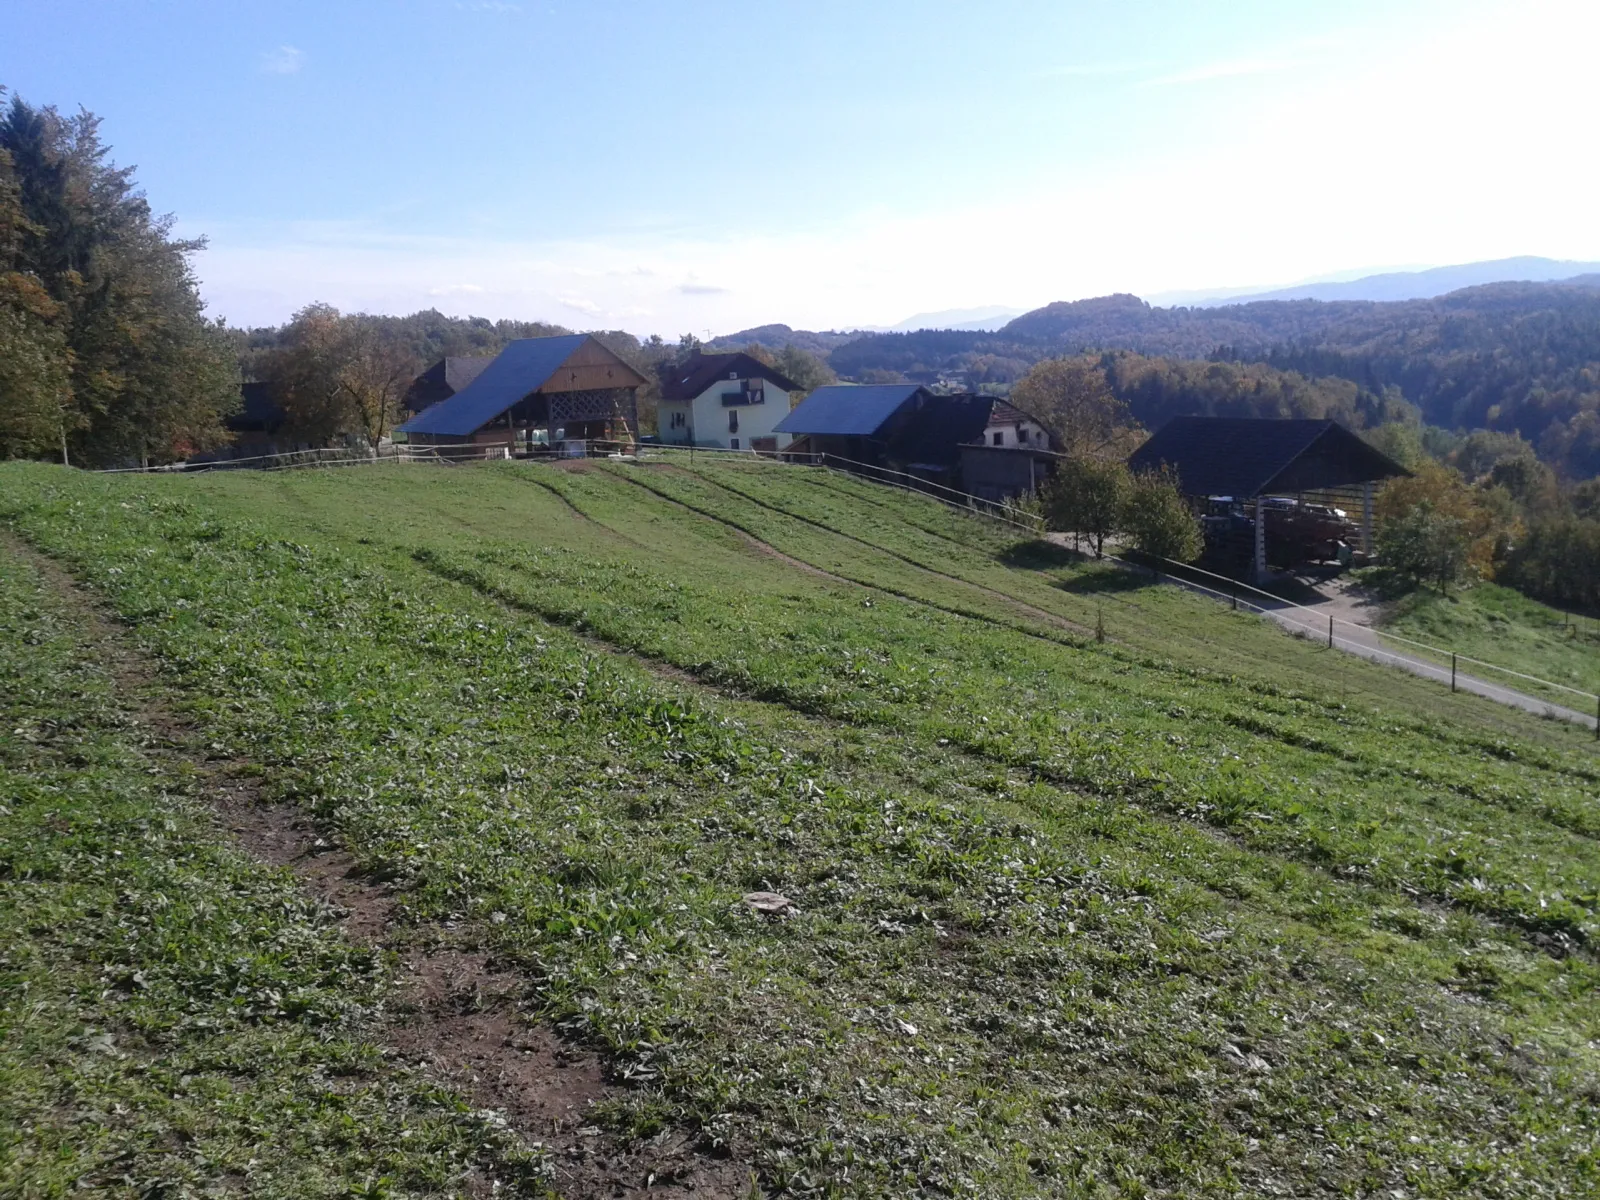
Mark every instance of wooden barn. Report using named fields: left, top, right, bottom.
left=396, top=335, right=647, bottom=452
left=403, top=356, right=495, bottom=417
left=1129, top=416, right=1409, bottom=580
left=775, top=384, right=993, bottom=486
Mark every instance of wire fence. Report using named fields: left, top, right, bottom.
left=90, top=438, right=1598, bottom=729
left=644, top=449, right=1598, bottom=727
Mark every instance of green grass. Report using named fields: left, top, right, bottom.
left=1367, top=575, right=1600, bottom=711
left=2, top=456, right=1598, bottom=1197
left=0, top=545, right=547, bottom=1198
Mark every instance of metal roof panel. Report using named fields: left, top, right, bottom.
left=772, top=384, right=926, bottom=436
left=397, top=335, right=590, bottom=436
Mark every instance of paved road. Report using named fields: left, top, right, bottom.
left=1252, top=596, right=1598, bottom=730
left=1112, top=557, right=1599, bottom=732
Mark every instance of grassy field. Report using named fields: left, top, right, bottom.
left=0, top=545, right=547, bottom=1198
left=2, top=455, right=1598, bottom=1198
left=1366, top=576, right=1600, bottom=710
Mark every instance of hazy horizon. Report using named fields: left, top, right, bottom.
left=6, top=0, right=1596, bottom=337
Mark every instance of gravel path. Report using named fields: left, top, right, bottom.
left=1188, top=571, right=1596, bottom=730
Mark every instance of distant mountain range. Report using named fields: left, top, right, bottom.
left=881, top=305, right=1024, bottom=332
left=712, top=275, right=1600, bottom=476
left=1145, top=256, right=1600, bottom=308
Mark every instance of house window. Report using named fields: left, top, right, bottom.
left=730, top=437, right=740, bottom=450
left=728, top=410, right=739, bottom=433
left=1017, top=427, right=1029, bottom=444
left=992, top=430, right=1004, bottom=446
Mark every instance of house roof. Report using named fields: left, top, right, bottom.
left=443, top=356, right=494, bottom=393
left=397, top=335, right=593, bottom=436
left=404, top=355, right=497, bottom=414
left=660, top=352, right=800, bottom=400
left=773, top=384, right=929, bottom=437
left=985, top=401, right=1036, bottom=427
left=1127, top=417, right=1408, bottom=498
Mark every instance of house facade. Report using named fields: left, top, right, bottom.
left=657, top=352, right=800, bottom=452
left=980, top=402, right=1051, bottom=451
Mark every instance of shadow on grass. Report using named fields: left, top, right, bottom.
left=998, top=539, right=1083, bottom=571
left=996, top=540, right=1164, bottom=595
left=1058, top=564, right=1159, bottom=595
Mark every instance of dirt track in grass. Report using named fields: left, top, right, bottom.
left=0, top=528, right=754, bottom=1200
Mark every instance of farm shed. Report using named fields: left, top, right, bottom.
left=775, top=385, right=993, bottom=488
left=1128, top=416, right=1408, bottom=580
left=403, top=356, right=495, bottom=417
left=395, top=335, right=647, bottom=452
left=958, top=442, right=1055, bottom=502
left=657, top=351, right=801, bottom=452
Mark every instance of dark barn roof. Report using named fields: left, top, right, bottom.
left=1128, top=417, right=1408, bottom=498
left=397, top=335, right=591, bottom=437
left=660, top=352, right=800, bottom=400
left=892, top=393, right=994, bottom=468
left=774, top=384, right=930, bottom=437
left=404, top=356, right=496, bottom=415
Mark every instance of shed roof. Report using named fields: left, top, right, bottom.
left=891, top=393, right=994, bottom=468
left=660, top=352, right=800, bottom=400
left=397, top=335, right=594, bottom=436
left=1127, top=416, right=1407, bottom=498
left=773, top=384, right=928, bottom=437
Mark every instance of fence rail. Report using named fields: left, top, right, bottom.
left=90, top=438, right=1597, bottom=727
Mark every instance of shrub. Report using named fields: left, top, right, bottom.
left=1123, top=467, right=1202, bottom=563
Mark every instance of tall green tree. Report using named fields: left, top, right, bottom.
left=1042, top=457, right=1130, bottom=557
left=1011, top=356, right=1142, bottom=458
left=0, top=90, right=238, bottom=465
left=1122, top=468, right=1203, bottom=562
left=775, top=343, right=836, bottom=401
left=0, top=130, right=73, bottom=458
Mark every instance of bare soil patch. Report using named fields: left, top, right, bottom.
left=0, top=528, right=757, bottom=1200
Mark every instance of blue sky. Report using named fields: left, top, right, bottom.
left=5, top=0, right=1596, bottom=334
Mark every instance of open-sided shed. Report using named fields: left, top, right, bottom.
left=396, top=335, right=646, bottom=451
left=1128, top=417, right=1408, bottom=579
left=775, top=384, right=993, bottom=483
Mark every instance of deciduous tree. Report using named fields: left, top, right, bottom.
left=0, top=90, right=237, bottom=465
left=1042, top=457, right=1129, bottom=557
left=1011, top=356, right=1142, bottom=458
left=1122, top=468, right=1202, bottom=562
left=1375, top=461, right=1506, bottom=589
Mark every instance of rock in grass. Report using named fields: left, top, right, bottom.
left=742, top=891, right=794, bottom=915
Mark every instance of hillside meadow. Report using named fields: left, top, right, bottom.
left=2, top=455, right=1598, bottom=1199
left=1367, top=577, right=1600, bottom=711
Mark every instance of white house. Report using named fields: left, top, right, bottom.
left=657, top=351, right=800, bottom=452
left=980, top=401, right=1052, bottom=451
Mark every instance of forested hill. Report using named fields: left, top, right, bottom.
left=815, top=281, right=1600, bottom=477
left=829, top=280, right=1600, bottom=370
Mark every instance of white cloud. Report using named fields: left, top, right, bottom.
left=259, top=45, right=304, bottom=76
left=193, top=1, right=1600, bottom=337
left=678, top=283, right=729, bottom=296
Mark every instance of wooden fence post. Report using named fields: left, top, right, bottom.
left=1451, top=653, right=1457, bottom=693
